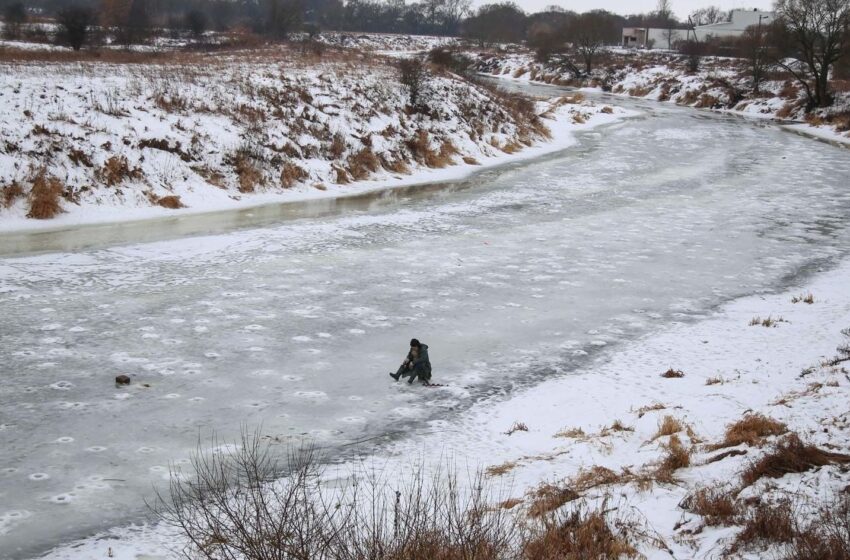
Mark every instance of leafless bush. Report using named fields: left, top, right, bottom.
left=1, top=181, right=25, bottom=208
left=26, top=170, right=65, bottom=219
left=681, top=484, right=741, bottom=526
left=96, top=155, right=143, bottom=187
left=398, top=57, right=429, bottom=110
left=153, top=431, right=521, bottom=560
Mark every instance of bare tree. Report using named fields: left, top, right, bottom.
left=775, top=0, right=850, bottom=109
left=739, top=24, right=771, bottom=93
left=57, top=5, right=94, bottom=51
left=568, top=11, right=618, bottom=74
left=691, top=6, right=728, bottom=26
left=398, top=57, right=429, bottom=109
left=3, top=2, right=27, bottom=40
left=663, top=27, right=681, bottom=49
left=656, top=0, right=673, bottom=21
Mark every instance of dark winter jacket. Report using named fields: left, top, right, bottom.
left=408, top=344, right=432, bottom=377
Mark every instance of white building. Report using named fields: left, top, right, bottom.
left=693, top=9, right=776, bottom=41
left=622, top=9, right=776, bottom=49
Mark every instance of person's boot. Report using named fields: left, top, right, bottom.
left=389, top=371, right=401, bottom=381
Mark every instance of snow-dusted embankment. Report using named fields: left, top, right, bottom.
left=0, top=48, right=631, bottom=233
left=474, top=50, right=850, bottom=147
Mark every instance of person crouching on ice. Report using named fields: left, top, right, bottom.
left=390, top=338, right=432, bottom=385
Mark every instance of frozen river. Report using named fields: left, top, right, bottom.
left=2, top=93, right=850, bottom=559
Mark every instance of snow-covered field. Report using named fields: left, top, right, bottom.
left=0, top=46, right=630, bottom=232
left=474, top=49, right=850, bottom=146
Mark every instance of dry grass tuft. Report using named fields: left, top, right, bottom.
left=791, top=293, right=815, bottom=304
left=601, top=420, right=634, bottom=436
left=653, top=415, right=684, bottom=440
left=682, top=485, right=741, bottom=526
left=635, top=403, right=667, bottom=418
left=280, top=161, right=308, bottom=188
left=233, top=156, right=263, bottom=193
left=655, top=435, right=691, bottom=482
left=661, top=368, right=685, bottom=378
left=155, top=195, right=185, bottom=209
left=96, top=156, right=143, bottom=187
left=346, top=147, right=381, bottom=181
left=499, top=498, right=523, bottom=510
left=485, top=461, right=517, bottom=477
left=710, top=414, right=788, bottom=450
left=749, top=315, right=786, bottom=327
left=729, top=499, right=795, bottom=553
left=462, top=156, right=480, bottom=165
left=522, top=506, right=640, bottom=559
left=505, top=421, right=529, bottom=436
left=26, top=171, right=65, bottom=219
left=527, top=483, right=580, bottom=518
left=741, top=433, right=850, bottom=487
left=554, top=427, right=586, bottom=439
left=2, top=181, right=25, bottom=208
left=705, top=375, right=724, bottom=386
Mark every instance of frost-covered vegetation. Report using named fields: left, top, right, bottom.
left=0, top=45, right=600, bottom=223
left=474, top=49, right=850, bottom=143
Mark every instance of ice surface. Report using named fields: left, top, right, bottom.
left=2, top=97, right=850, bottom=558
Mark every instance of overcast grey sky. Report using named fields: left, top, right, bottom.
left=472, top=0, right=775, bottom=19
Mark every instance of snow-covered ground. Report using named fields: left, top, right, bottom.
left=0, top=47, right=629, bottom=232
left=3, top=92, right=850, bottom=558
left=473, top=49, right=850, bottom=146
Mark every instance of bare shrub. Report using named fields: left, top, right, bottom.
left=528, top=484, right=580, bottom=518
left=661, top=368, right=685, bottom=378
left=347, top=148, right=381, bottom=181
left=741, top=434, right=850, bottom=487
left=280, top=161, right=308, bottom=188
left=783, top=494, right=850, bottom=560
left=26, top=171, right=65, bottom=219
left=68, top=148, right=93, bottom=168
left=398, top=57, right=429, bottom=109
left=750, top=315, right=786, bottom=327
left=681, top=484, right=741, bottom=526
left=710, top=413, right=788, bottom=450
left=522, top=504, right=640, bottom=559
left=155, top=195, right=184, bottom=209
left=96, top=156, right=142, bottom=187
left=486, top=461, right=518, bottom=477
left=729, top=499, right=795, bottom=553
left=1, top=181, right=25, bottom=208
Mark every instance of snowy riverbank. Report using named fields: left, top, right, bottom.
left=473, top=50, right=850, bottom=148
left=28, top=255, right=850, bottom=560
left=0, top=47, right=631, bottom=235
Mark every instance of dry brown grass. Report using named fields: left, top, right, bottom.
left=505, top=421, right=529, bottom=436
left=750, top=315, right=786, bottom=327
left=554, top=427, right=586, bottom=439
left=1, top=181, right=25, bottom=208
left=154, top=195, right=185, bottom=209
left=741, top=434, right=850, bottom=487
left=522, top=507, right=640, bottom=559
left=485, top=461, right=517, bottom=477
left=661, top=368, right=685, bottom=378
left=705, top=375, right=724, bottom=385
left=655, top=435, right=691, bottom=482
left=96, top=156, right=143, bottom=187
left=710, top=414, right=788, bottom=451
left=462, top=156, right=480, bottom=165
left=346, top=148, right=381, bottom=181
left=26, top=170, right=64, bottom=219
left=499, top=498, right=523, bottom=510
left=683, top=485, right=741, bottom=526
left=232, top=156, right=263, bottom=193
left=635, top=403, right=667, bottom=418
left=527, top=483, right=580, bottom=518
left=653, top=415, right=684, bottom=440
left=729, top=499, right=795, bottom=554
left=792, top=293, right=815, bottom=304
left=601, top=106, right=614, bottom=114
left=601, top=420, right=634, bottom=436
left=280, top=161, right=308, bottom=188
